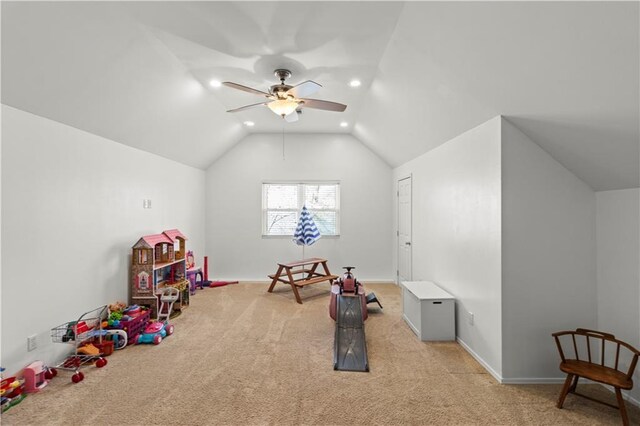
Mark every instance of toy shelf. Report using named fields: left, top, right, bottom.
left=158, top=279, right=189, bottom=313
left=153, top=258, right=186, bottom=271
left=131, top=229, right=189, bottom=319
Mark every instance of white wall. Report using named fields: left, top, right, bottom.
left=392, top=117, right=503, bottom=377
left=1, top=105, right=206, bottom=376
left=205, top=133, right=393, bottom=281
left=596, top=188, right=640, bottom=402
left=501, top=118, right=597, bottom=381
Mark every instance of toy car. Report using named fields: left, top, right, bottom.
left=132, top=321, right=174, bottom=345
left=329, top=266, right=383, bottom=321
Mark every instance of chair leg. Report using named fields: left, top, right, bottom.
left=557, top=374, right=574, bottom=409
left=614, top=388, right=629, bottom=426
left=569, top=375, right=579, bottom=392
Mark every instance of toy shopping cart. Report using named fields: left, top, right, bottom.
left=50, top=305, right=109, bottom=383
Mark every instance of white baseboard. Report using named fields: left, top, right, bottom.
left=595, top=381, right=640, bottom=408
left=501, top=377, right=566, bottom=384
left=624, top=391, right=640, bottom=407
left=456, top=337, right=503, bottom=383
left=456, top=338, right=565, bottom=385
left=455, top=338, right=640, bottom=408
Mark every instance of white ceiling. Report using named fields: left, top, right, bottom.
left=2, top=1, right=638, bottom=190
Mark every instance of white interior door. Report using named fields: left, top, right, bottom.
left=398, top=176, right=412, bottom=284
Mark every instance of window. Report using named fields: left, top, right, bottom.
left=138, top=249, right=148, bottom=265
left=262, top=182, right=340, bottom=236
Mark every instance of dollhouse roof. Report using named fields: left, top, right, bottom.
left=163, top=229, right=187, bottom=242
left=133, top=234, right=173, bottom=249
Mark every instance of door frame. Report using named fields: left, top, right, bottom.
left=397, top=174, right=412, bottom=285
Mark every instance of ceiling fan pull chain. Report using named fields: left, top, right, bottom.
left=282, top=122, right=286, bottom=161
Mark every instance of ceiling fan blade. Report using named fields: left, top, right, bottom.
left=287, top=80, right=322, bottom=98
left=226, top=102, right=269, bottom=113
left=284, top=111, right=299, bottom=123
left=300, top=98, right=347, bottom=112
left=222, top=81, right=271, bottom=97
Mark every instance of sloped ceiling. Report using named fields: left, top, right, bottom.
left=354, top=1, right=639, bottom=191
left=2, top=2, right=638, bottom=190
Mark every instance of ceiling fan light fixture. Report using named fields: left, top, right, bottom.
left=224, top=69, right=347, bottom=120
left=268, top=99, right=299, bottom=117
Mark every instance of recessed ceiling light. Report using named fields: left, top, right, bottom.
left=209, top=79, right=222, bottom=88
left=243, top=121, right=255, bottom=127
left=340, top=122, right=349, bottom=128
left=349, top=79, right=361, bottom=88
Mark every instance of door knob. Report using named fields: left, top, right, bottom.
left=405, top=242, right=411, bottom=246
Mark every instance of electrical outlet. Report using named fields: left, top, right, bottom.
left=468, top=312, right=474, bottom=326
left=27, top=335, right=37, bottom=352
left=143, top=199, right=152, bottom=209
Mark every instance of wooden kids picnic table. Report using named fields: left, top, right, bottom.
left=267, top=258, right=338, bottom=304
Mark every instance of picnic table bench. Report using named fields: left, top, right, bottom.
left=267, top=258, right=338, bottom=304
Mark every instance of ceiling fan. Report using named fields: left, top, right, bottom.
left=223, top=69, right=347, bottom=123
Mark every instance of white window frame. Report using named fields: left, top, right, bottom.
left=262, top=181, right=341, bottom=237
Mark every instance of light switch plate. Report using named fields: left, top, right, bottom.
left=27, top=335, right=37, bottom=351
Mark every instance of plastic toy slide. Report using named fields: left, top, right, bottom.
left=333, top=295, right=369, bottom=372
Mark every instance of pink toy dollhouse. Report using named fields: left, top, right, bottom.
left=131, top=229, right=189, bottom=318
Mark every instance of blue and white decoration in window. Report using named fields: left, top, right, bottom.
left=293, top=205, right=321, bottom=257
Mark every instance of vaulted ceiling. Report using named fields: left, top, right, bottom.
left=2, top=1, right=638, bottom=191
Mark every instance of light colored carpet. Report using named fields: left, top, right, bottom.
left=3, top=282, right=638, bottom=425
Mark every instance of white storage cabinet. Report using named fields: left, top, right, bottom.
left=402, top=281, right=455, bottom=341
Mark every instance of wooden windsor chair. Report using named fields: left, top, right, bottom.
left=552, top=328, right=639, bottom=425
